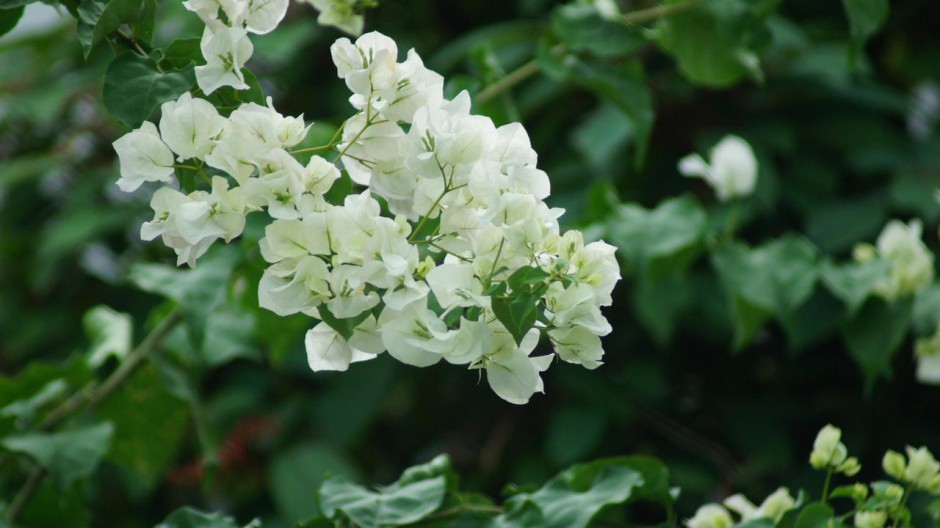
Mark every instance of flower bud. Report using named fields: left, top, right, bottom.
left=686, top=504, right=733, bottom=528
left=810, top=424, right=847, bottom=469
left=905, top=446, right=940, bottom=490
left=854, top=511, right=888, bottom=528
left=883, top=450, right=907, bottom=481
left=838, top=456, right=861, bottom=477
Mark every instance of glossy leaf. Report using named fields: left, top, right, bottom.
left=103, top=52, right=194, bottom=127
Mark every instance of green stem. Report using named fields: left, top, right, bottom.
left=476, top=1, right=698, bottom=104
left=821, top=467, right=833, bottom=502
left=617, top=0, right=699, bottom=25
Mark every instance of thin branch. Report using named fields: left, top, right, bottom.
left=37, top=307, right=182, bottom=432
left=617, top=0, right=699, bottom=25
left=7, top=308, right=183, bottom=523
left=7, top=467, right=45, bottom=522
left=476, top=1, right=699, bottom=104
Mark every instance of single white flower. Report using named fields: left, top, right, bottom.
left=195, top=25, right=254, bottom=95
left=679, top=134, right=757, bottom=201
left=303, top=0, right=367, bottom=36
left=158, top=92, right=227, bottom=161
left=685, top=504, right=733, bottom=528
left=112, top=121, right=175, bottom=192
left=305, top=321, right=376, bottom=372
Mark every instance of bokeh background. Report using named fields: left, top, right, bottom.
left=2, top=0, right=940, bottom=526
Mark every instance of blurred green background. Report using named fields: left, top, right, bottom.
left=2, top=0, right=940, bottom=526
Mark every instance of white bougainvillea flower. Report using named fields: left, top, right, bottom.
left=857, top=219, right=935, bottom=302
left=195, top=25, right=254, bottom=94
left=305, top=321, right=376, bottom=372
left=140, top=176, right=247, bottom=267
left=158, top=92, right=227, bottom=161
left=916, top=324, right=940, bottom=384
left=378, top=298, right=449, bottom=367
left=182, top=0, right=243, bottom=25
left=485, top=328, right=553, bottom=405
left=723, top=488, right=795, bottom=524
left=685, top=504, right=733, bottom=528
left=302, top=0, right=366, bottom=36
left=547, top=326, right=604, bottom=369
left=331, top=31, right=398, bottom=98
left=112, top=122, right=175, bottom=192
left=383, top=49, right=444, bottom=123
left=425, top=261, right=488, bottom=310
left=244, top=0, right=289, bottom=34
left=679, top=134, right=757, bottom=201
left=258, top=256, right=331, bottom=316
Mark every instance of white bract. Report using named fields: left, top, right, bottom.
left=679, top=134, right=757, bottom=201
left=113, top=121, right=175, bottom=192
left=854, top=219, right=934, bottom=302
left=113, top=24, right=621, bottom=404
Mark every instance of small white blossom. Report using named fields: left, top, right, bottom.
left=195, top=25, right=254, bottom=95
left=158, top=92, right=227, bottom=161
left=679, top=134, right=757, bottom=201
left=113, top=122, right=175, bottom=192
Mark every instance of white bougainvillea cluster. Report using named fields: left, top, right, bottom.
left=112, top=7, right=620, bottom=404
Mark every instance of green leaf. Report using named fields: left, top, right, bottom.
left=0, top=379, right=68, bottom=425
left=500, top=458, right=647, bottom=528
left=98, top=365, right=189, bottom=489
left=77, top=0, right=157, bottom=58
left=843, top=297, right=912, bottom=382
left=492, top=292, right=540, bottom=345
left=203, top=68, right=266, bottom=114
left=83, top=305, right=132, bottom=368
left=319, top=457, right=448, bottom=527
left=572, top=103, right=634, bottom=170
left=632, top=271, right=693, bottom=346
left=0, top=0, right=35, bottom=8
left=546, top=407, right=606, bottom=466
left=712, top=235, right=819, bottom=318
left=129, top=247, right=239, bottom=350
left=537, top=45, right=653, bottom=167
left=793, top=502, right=835, bottom=528
left=156, top=507, right=252, bottom=528
left=551, top=1, right=645, bottom=58
left=161, top=37, right=205, bottom=70
left=736, top=518, right=776, bottom=528
left=103, top=51, right=195, bottom=127
left=606, top=195, right=707, bottom=275
left=0, top=5, right=23, bottom=37
left=316, top=303, right=371, bottom=342
left=2, top=422, right=114, bottom=488
left=270, top=444, right=358, bottom=522
left=656, top=0, right=761, bottom=87
left=841, top=0, right=889, bottom=68
left=201, top=306, right=259, bottom=366
left=820, top=258, right=891, bottom=316
left=507, top=266, right=550, bottom=294
left=913, top=284, right=940, bottom=335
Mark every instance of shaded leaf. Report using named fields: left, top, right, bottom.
left=270, top=444, right=358, bottom=522
left=841, top=0, right=889, bottom=67
left=820, top=258, right=891, bottom=316
left=2, top=422, right=114, bottom=488
left=843, top=297, right=912, bottom=383
left=607, top=195, right=707, bottom=274
left=551, top=1, right=645, bottom=58
left=0, top=5, right=23, bottom=37
left=656, top=0, right=761, bottom=87
left=500, top=457, right=646, bottom=528
left=99, top=366, right=189, bottom=489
